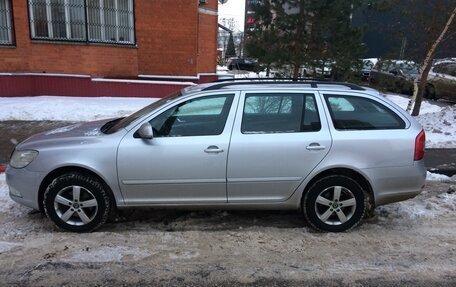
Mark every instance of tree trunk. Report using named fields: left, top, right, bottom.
left=293, top=64, right=300, bottom=79
left=406, top=79, right=419, bottom=112
left=412, top=65, right=433, bottom=116
left=411, top=5, right=456, bottom=116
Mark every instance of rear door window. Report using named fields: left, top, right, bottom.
left=324, top=95, right=405, bottom=130
left=242, top=93, right=321, bottom=134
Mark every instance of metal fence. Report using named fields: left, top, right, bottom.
left=28, top=0, right=135, bottom=44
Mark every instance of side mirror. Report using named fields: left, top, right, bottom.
left=137, top=122, right=153, bottom=140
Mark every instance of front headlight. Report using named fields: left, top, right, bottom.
left=10, top=150, right=39, bottom=169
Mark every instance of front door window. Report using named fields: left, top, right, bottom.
left=150, top=95, right=234, bottom=137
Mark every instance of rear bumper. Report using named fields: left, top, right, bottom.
left=5, top=165, right=45, bottom=210
left=362, top=161, right=427, bottom=207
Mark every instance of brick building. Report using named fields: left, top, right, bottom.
left=0, top=0, right=220, bottom=97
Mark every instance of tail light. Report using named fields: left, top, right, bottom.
left=414, top=130, right=425, bottom=161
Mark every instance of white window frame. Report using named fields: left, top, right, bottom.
left=0, top=0, right=13, bottom=45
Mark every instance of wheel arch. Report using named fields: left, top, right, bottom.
left=38, top=166, right=116, bottom=213
left=301, top=167, right=375, bottom=214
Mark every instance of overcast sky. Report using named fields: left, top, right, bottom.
left=218, top=0, right=246, bottom=32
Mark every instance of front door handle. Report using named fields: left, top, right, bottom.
left=204, top=146, right=224, bottom=154
left=306, top=143, right=326, bottom=151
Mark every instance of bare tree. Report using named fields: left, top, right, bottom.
left=408, top=4, right=456, bottom=116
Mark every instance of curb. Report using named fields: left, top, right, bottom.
left=0, top=165, right=6, bottom=173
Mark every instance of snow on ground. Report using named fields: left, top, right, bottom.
left=0, top=96, right=156, bottom=122
left=0, top=241, right=21, bottom=253
left=61, top=246, right=151, bottom=263
left=378, top=189, right=455, bottom=221
left=426, top=171, right=456, bottom=182
left=414, top=106, right=456, bottom=148
left=383, top=93, right=456, bottom=148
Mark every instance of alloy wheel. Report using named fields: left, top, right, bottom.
left=314, top=186, right=357, bottom=225
left=53, top=185, right=98, bottom=226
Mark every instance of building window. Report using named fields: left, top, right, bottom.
left=0, top=0, right=13, bottom=45
left=28, top=0, right=135, bottom=44
left=87, top=0, right=134, bottom=44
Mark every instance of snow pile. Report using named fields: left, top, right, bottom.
left=426, top=171, right=456, bottom=182
left=375, top=172, right=456, bottom=221
left=0, top=96, right=156, bottom=122
left=384, top=93, right=456, bottom=148
left=378, top=190, right=456, bottom=221
left=415, top=105, right=456, bottom=148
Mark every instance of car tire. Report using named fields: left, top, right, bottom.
left=303, top=175, right=366, bottom=232
left=43, top=173, right=111, bottom=232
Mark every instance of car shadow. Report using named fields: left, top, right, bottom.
left=105, top=209, right=309, bottom=232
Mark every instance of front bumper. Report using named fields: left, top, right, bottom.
left=5, top=165, right=45, bottom=210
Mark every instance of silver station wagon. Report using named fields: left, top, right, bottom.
left=6, top=80, right=427, bottom=232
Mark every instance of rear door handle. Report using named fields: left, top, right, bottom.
left=204, top=146, right=224, bottom=154
left=306, top=144, right=326, bottom=151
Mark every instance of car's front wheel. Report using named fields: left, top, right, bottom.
left=303, top=175, right=367, bottom=232
left=43, top=173, right=111, bottom=232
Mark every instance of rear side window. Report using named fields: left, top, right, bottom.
left=242, top=93, right=321, bottom=134
left=324, top=95, right=405, bottom=130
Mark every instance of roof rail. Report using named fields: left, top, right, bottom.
left=202, top=78, right=366, bottom=91
left=213, top=77, right=319, bottom=83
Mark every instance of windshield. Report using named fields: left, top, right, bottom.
left=400, top=63, right=420, bottom=75
left=376, top=61, right=420, bottom=75
left=105, top=90, right=183, bottom=134
left=363, top=61, right=373, bottom=69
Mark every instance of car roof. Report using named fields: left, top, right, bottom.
left=433, top=60, right=456, bottom=66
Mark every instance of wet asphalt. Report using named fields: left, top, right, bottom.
left=0, top=121, right=455, bottom=176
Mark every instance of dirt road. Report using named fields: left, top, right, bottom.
left=0, top=177, right=455, bottom=286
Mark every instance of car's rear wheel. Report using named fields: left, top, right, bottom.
left=303, top=175, right=366, bottom=232
left=43, top=173, right=111, bottom=232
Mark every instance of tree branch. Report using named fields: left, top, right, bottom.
left=411, top=6, right=456, bottom=116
